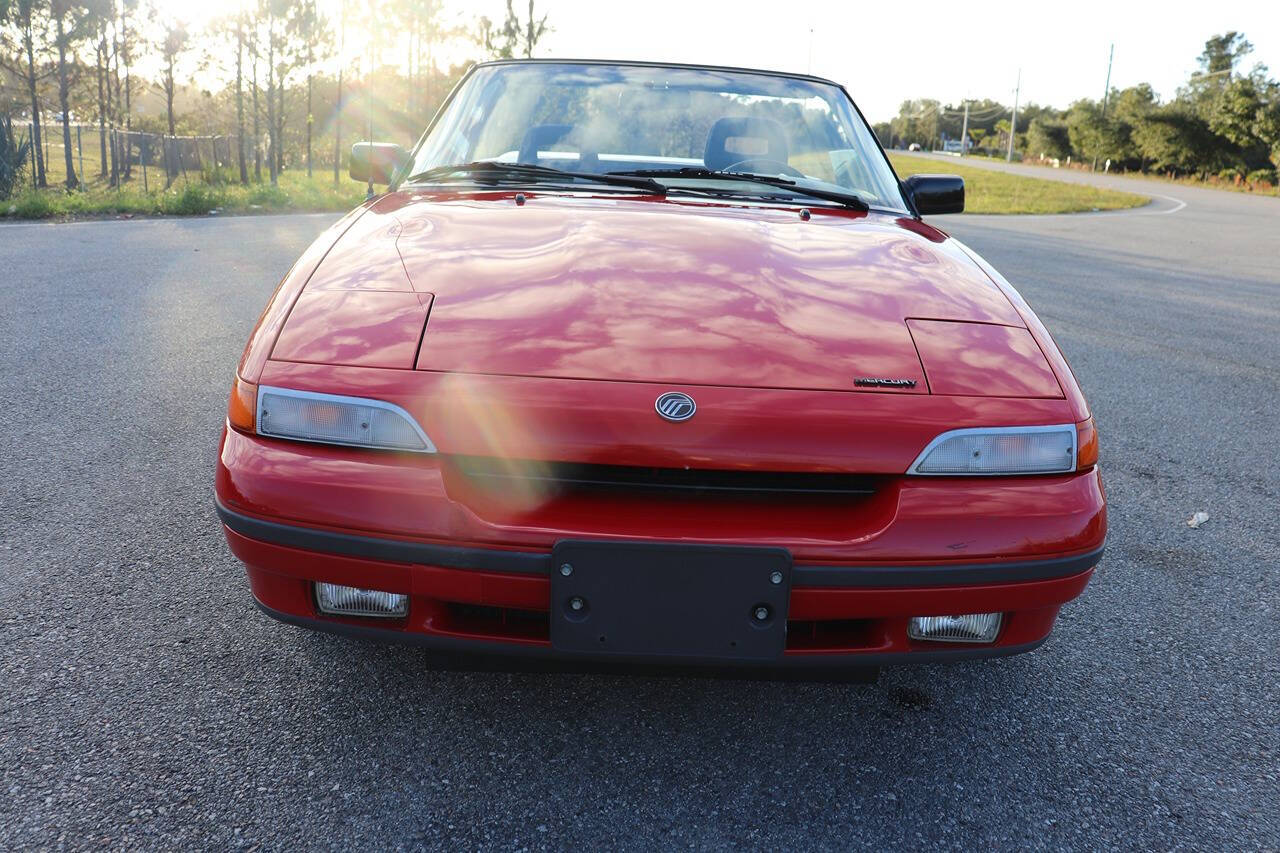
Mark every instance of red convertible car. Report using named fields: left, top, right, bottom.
left=216, top=59, right=1105, bottom=671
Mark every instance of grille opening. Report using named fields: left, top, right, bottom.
left=437, top=605, right=882, bottom=652
left=439, top=602, right=550, bottom=641
left=453, top=457, right=880, bottom=499
left=786, top=618, right=878, bottom=651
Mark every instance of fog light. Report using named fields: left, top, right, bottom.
left=314, top=583, right=407, bottom=618
left=908, top=613, right=1002, bottom=643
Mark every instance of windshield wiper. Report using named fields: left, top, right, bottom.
left=607, top=167, right=870, bottom=211
left=402, top=161, right=666, bottom=195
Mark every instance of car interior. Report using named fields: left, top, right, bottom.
left=502, top=116, right=880, bottom=199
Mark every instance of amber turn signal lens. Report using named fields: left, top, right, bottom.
left=1076, top=417, right=1098, bottom=470
left=228, top=376, right=258, bottom=433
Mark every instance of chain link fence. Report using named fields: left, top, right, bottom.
left=26, top=123, right=244, bottom=191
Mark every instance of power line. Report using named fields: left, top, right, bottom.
left=942, top=106, right=1005, bottom=120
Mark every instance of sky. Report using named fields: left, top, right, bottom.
left=158, top=0, right=1280, bottom=122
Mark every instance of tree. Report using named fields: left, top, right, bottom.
left=113, top=0, right=137, bottom=179
left=263, top=0, right=276, bottom=183
left=50, top=0, right=85, bottom=188
left=1254, top=96, right=1280, bottom=169
left=3, top=0, right=535, bottom=191
left=286, top=0, right=328, bottom=178
left=1209, top=74, right=1272, bottom=164
left=992, top=118, right=1010, bottom=153
left=249, top=15, right=260, bottom=181
left=479, top=0, right=547, bottom=59
left=514, top=0, right=546, bottom=59
left=205, top=6, right=251, bottom=182
left=1025, top=118, right=1070, bottom=161
left=889, top=99, right=941, bottom=149
left=1193, top=61, right=1280, bottom=173
left=402, top=0, right=450, bottom=116
left=1131, top=104, right=1221, bottom=177
left=0, top=0, right=50, bottom=186
left=1109, top=84, right=1157, bottom=125
left=1183, top=32, right=1254, bottom=126
left=261, top=0, right=314, bottom=182
left=304, top=0, right=313, bottom=176
left=87, top=0, right=112, bottom=178
left=1197, top=31, right=1253, bottom=77
left=159, top=20, right=187, bottom=136
left=1066, top=100, right=1130, bottom=167
left=236, top=8, right=247, bottom=182
left=331, top=0, right=343, bottom=184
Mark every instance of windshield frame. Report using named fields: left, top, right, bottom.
left=395, top=59, right=915, bottom=216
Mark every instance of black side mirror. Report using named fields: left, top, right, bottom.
left=903, top=174, right=964, bottom=215
left=350, top=142, right=410, bottom=185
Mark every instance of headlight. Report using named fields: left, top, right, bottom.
left=255, top=385, right=435, bottom=452
left=909, top=424, right=1077, bottom=475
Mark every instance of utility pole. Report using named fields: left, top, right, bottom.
left=959, top=100, right=970, bottom=157
left=1101, top=43, right=1114, bottom=117
left=1006, top=68, right=1021, bottom=162
left=1094, top=44, right=1114, bottom=172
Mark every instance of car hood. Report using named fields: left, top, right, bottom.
left=312, top=194, right=1030, bottom=393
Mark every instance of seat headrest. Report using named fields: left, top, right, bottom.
left=518, top=124, right=576, bottom=165
left=703, top=116, right=789, bottom=171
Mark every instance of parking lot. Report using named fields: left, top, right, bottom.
left=2, top=167, right=1277, bottom=848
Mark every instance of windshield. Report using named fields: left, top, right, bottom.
left=407, top=62, right=908, bottom=212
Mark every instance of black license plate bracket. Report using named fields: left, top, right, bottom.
left=550, top=540, right=792, bottom=662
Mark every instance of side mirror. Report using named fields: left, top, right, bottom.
left=903, top=174, right=964, bottom=215
left=350, top=142, right=410, bottom=185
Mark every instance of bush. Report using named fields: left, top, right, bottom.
left=161, top=183, right=224, bottom=215
left=201, top=164, right=239, bottom=185
left=1246, top=168, right=1276, bottom=186
left=0, top=113, right=32, bottom=200
left=2, top=173, right=363, bottom=219
left=7, top=191, right=56, bottom=218
left=1026, top=118, right=1072, bottom=162
left=247, top=182, right=290, bottom=207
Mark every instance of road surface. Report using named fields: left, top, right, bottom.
left=1, top=174, right=1277, bottom=848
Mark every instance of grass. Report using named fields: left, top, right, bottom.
left=889, top=153, right=1149, bottom=214
left=961, top=151, right=1280, bottom=198
left=1070, top=164, right=1280, bottom=197
left=2, top=171, right=367, bottom=220
left=4, top=154, right=1156, bottom=220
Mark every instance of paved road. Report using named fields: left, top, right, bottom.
left=2, top=173, right=1278, bottom=849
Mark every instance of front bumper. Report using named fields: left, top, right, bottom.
left=217, top=498, right=1100, bottom=669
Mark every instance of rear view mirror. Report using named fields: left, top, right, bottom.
left=350, top=143, right=410, bottom=185
left=903, top=174, right=965, bottom=215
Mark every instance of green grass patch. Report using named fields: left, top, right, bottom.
left=964, top=152, right=1279, bottom=197
left=2, top=171, right=367, bottom=220
left=4, top=156, right=1157, bottom=219
left=889, top=153, right=1149, bottom=214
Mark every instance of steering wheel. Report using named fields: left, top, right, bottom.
left=720, top=157, right=805, bottom=178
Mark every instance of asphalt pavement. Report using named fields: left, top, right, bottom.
left=1, top=167, right=1277, bottom=849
